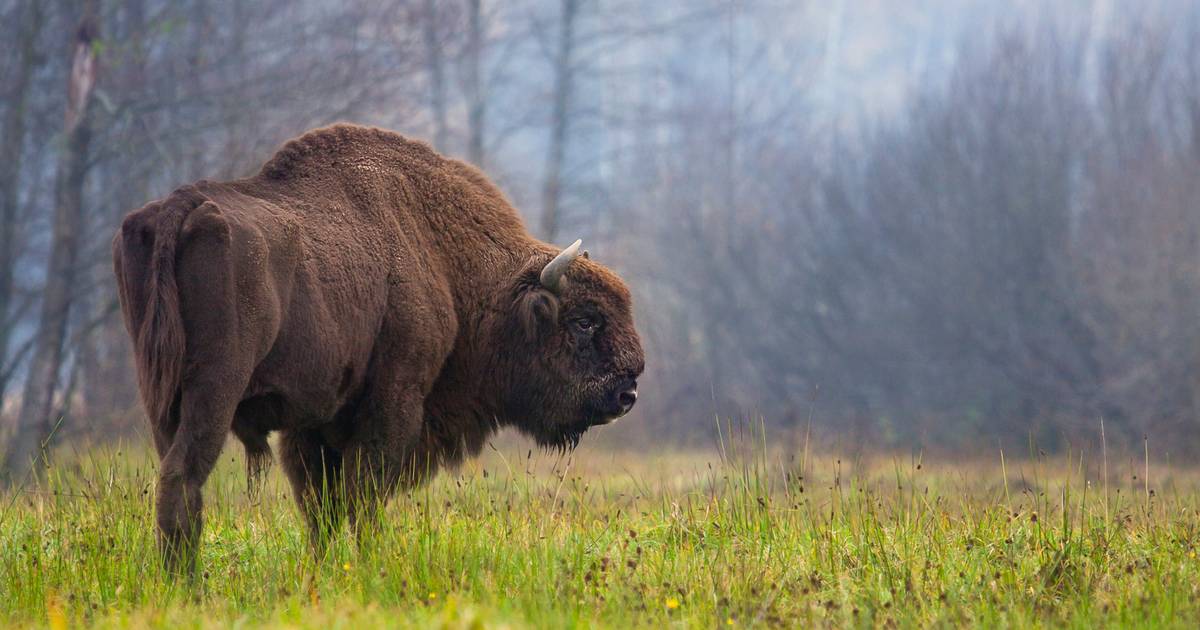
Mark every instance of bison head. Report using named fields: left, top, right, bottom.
left=494, top=239, right=645, bottom=450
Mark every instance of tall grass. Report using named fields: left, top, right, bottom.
left=2, top=429, right=1199, bottom=628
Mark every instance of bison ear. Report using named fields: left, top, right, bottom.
left=515, top=287, right=560, bottom=341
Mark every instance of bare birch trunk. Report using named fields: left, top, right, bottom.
left=3, top=14, right=98, bottom=480
left=0, top=1, right=44, bottom=409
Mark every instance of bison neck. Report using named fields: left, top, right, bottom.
left=412, top=204, right=551, bottom=467
left=406, top=174, right=535, bottom=309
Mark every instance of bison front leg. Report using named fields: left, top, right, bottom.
left=155, top=383, right=238, bottom=576
left=342, top=393, right=429, bottom=544
left=279, top=429, right=346, bottom=556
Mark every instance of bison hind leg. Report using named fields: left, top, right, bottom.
left=156, top=382, right=243, bottom=577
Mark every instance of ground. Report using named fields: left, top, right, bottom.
left=2, top=429, right=1199, bottom=628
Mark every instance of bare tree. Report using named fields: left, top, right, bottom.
left=540, top=0, right=579, bottom=242
left=4, top=9, right=98, bottom=478
left=0, top=0, right=44, bottom=405
left=423, top=0, right=449, bottom=151
left=465, top=0, right=486, bottom=166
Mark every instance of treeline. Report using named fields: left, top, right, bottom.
left=660, top=7, right=1200, bottom=454
left=1, top=1, right=1198, bottom=470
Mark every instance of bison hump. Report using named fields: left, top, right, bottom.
left=259, top=124, right=440, bottom=181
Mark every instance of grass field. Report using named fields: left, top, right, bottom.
left=2, top=428, right=1200, bottom=628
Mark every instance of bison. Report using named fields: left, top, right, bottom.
left=112, top=124, right=644, bottom=572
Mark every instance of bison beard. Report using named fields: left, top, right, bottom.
left=112, top=124, right=644, bottom=574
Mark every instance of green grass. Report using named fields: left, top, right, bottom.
left=2, top=432, right=1200, bottom=628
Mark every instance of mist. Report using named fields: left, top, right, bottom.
left=2, top=0, right=1199, bottom=466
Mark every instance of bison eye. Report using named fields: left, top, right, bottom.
left=571, top=316, right=599, bottom=335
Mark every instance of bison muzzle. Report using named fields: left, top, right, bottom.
left=112, top=124, right=644, bottom=573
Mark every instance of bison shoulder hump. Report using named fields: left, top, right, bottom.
left=259, top=124, right=440, bottom=181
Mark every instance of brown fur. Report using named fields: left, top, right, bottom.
left=112, top=124, right=644, bottom=572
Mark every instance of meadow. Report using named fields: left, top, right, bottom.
left=2, top=426, right=1200, bottom=628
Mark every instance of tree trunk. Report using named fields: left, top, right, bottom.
left=423, top=0, right=448, bottom=151
left=73, top=0, right=147, bottom=427
left=3, top=14, right=98, bottom=481
left=465, top=0, right=485, bottom=166
left=540, top=0, right=578, bottom=242
left=0, top=0, right=44, bottom=407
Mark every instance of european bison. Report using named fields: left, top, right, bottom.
left=112, top=124, right=644, bottom=572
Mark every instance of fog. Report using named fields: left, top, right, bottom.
left=3, top=0, right=1199, bottom=471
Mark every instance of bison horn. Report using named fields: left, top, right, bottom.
left=540, top=238, right=583, bottom=292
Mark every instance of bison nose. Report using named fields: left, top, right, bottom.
left=616, top=381, right=638, bottom=415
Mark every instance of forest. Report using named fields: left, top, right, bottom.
left=3, top=0, right=1200, bottom=476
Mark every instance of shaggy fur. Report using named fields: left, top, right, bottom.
left=112, top=124, right=644, bottom=572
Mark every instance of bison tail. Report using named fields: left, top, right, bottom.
left=138, top=204, right=187, bottom=431
left=114, top=199, right=191, bottom=433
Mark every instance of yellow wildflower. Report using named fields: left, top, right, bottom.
left=46, top=595, right=67, bottom=630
